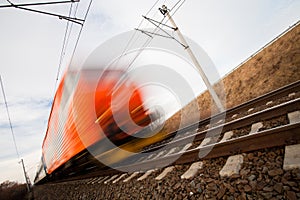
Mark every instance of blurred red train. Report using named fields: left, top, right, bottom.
left=34, top=68, right=154, bottom=183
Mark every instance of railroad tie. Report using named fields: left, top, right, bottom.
left=96, top=176, right=106, bottom=183
left=247, top=108, right=254, bottom=113
left=288, top=110, right=300, bottom=124
left=216, top=119, right=224, bottom=124
left=181, top=161, right=203, bottom=179
left=98, top=176, right=109, bottom=183
left=146, top=153, right=156, bottom=160
left=288, top=92, right=296, bottom=98
left=93, top=177, right=103, bottom=184
left=266, top=100, right=273, bottom=106
left=231, top=114, right=238, bottom=119
left=164, top=147, right=177, bottom=157
left=249, top=122, right=263, bottom=134
left=219, top=154, right=244, bottom=177
left=220, top=131, right=234, bottom=143
left=283, top=144, right=300, bottom=170
left=155, top=166, right=174, bottom=180
left=137, top=169, right=156, bottom=181
left=136, top=156, right=147, bottom=162
left=198, top=136, right=219, bottom=148
left=112, top=174, right=127, bottom=184
left=152, top=150, right=167, bottom=159
left=178, top=143, right=192, bottom=153
left=198, top=137, right=211, bottom=148
left=104, top=174, right=119, bottom=184
left=123, top=172, right=140, bottom=183
left=183, top=131, right=193, bottom=136
left=86, top=178, right=93, bottom=184
left=87, top=177, right=97, bottom=184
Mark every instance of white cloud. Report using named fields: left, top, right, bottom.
left=0, top=98, right=50, bottom=160
left=0, top=150, right=41, bottom=183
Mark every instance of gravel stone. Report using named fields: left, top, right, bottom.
left=268, top=169, right=284, bottom=177
left=263, top=186, right=273, bottom=192
left=286, top=191, right=297, bottom=200
left=261, top=192, right=273, bottom=199
left=33, top=147, right=300, bottom=200
left=274, top=183, right=283, bottom=193
left=248, top=174, right=256, bottom=181
left=244, top=185, right=252, bottom=192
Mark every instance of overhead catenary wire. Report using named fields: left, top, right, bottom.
left=111, top=0, right=163, bottom=69
left=53, top=2, right=76, bottom=95
left=124, top=15, right=167, bottom=71
left=52, top=0, right=92, bottom=97
left=170, top=0, right=186, bottom=17
left=121, top=0, right=186, bottom=72
left=69, top=0, right=93, bottom=66
left=118, top=0, right=161, bottom=56
left=0, top=75, right=20, bottom=159
left=64, top=2, right=80, bottom=59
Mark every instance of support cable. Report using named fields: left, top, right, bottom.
left=0, top=75, right=20, bottom=159
left=0, top=76, right=32, bottom=190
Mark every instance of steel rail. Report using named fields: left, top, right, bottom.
left=141, top=97, right=300, bottom=153
left=62, top=90, right=300, bottom=180
left=141, top=80, right=300, bottom=152
left=117, top=122, right=300, bottom=172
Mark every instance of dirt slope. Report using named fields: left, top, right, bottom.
left=162, top=22, right=300, bottom=133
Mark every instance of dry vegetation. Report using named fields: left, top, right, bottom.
left=0, top=181, right=28, bottom=200
left=163, top=22, right=300, bottom=133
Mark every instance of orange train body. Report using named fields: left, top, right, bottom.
left=42, top=69, right=151, bottom=174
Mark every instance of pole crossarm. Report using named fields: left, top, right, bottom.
left=0, top=0, right=79, bottom=8
left=135, top=28, right=178, bottom=39
left=139, top=15, right=188, bottom=48
left=135, top=28, right=153, bottom=38
left=3, top=0, right=83, bottom=25
left=143, top=15, right=177, bottom=30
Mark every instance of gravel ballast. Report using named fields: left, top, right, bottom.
left=33, top=147, right=300, bottom=200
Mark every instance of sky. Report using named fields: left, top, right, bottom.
left=0, top=0, right=299, bottom=183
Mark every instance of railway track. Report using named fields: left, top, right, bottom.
left=34, top=80, right=300, bottom=199
left=113, top=83, right=300, bottom=172
left=40, top=80, right=300, bottom=183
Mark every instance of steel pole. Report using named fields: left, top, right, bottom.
left=20, top=159, right=31, bottom=192
left=162, top=5, right=225, bottom=112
